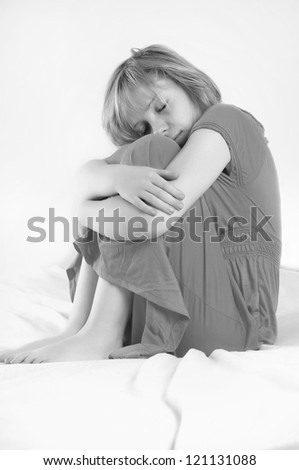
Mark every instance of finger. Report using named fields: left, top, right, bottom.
left=146, top=183, right=185, bottom=210
left=141, top=191, right=183, bottom=214
left=132, top=197, right=158, bottom=217
left=155, top=169, right=180, bottom=181
left=153, top=174, right=185, bottom=200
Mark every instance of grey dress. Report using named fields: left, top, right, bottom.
left=66, top=104, right=282, bottom=359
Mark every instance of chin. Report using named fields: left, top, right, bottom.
left=178, top=136, right=187, bottom=148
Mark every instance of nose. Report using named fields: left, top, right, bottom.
left=151, top=117, right=169, bottom=137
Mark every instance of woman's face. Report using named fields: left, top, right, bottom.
left=126, top=77, right=202, bottom=147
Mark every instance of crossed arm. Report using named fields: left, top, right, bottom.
left=77, top=129, right=230, bottom=241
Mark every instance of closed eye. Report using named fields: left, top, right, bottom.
left=136, top=103, right=167, bottom=135
left=157, top=104, right=166, bottom=113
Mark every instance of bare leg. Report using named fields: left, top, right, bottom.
left=0, top=258, right=98, bottom=361
left=8, top=275, right=133, bottom=363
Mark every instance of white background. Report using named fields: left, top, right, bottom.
left=0, top=0, right=298, bottom=274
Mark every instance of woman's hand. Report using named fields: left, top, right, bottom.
left=114, top=165, right=185, bottom=216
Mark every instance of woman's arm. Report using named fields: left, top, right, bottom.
left=76, top=159, right=120, bottom=202
left=75, top=156, right=183, bottom=216
left=78, top=129, right=230, bottom=241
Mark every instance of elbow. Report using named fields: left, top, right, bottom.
left=79, top=205, right=173, bottom=242
left=102, top=216, right=157, bottom=242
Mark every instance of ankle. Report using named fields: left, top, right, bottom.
left=78, top=325, right=123, bottom=349
left=61, top=324, right=81, bottom=337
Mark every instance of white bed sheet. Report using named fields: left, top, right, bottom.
left=0, top=265, right=298, bottom=450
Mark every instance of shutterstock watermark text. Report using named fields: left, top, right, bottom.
left=26, top=206, right=274, bottom=244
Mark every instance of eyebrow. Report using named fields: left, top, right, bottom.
left=145, top=95, right=156, bottom=110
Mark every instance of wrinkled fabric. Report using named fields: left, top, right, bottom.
left=66, top=104, right=281, bottom=359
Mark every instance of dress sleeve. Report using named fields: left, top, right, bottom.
left=103, top=142, right=133, bottom=165
left=188, top=104, right=268, bottom=186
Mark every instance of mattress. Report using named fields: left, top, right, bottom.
left=0, top=265, right=298, bottom=449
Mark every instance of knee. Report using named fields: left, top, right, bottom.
left=125, top=134, right=181, bottom=169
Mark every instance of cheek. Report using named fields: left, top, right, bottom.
left=176, top=106, right=191, bottom=125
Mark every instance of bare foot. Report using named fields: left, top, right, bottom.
left=0, top=329, right=78, bottom=363
left=5, top=330, right=122, bottom=364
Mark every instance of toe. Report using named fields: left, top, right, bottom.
left=10, top=352, right=29, bottom=364
left=23, top=353, right=39, bottom=364
left=0, top=351, right=11, bottom=362
left=4, top=357, right=12, bottom=364
left=32, top=356, right=47, bottom=364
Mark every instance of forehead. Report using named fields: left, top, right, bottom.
left=127, top=85, right=156, bottom=110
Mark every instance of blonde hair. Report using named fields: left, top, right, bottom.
left=102, top=44, right=221, bottom=146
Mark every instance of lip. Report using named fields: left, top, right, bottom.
left=174, top=131, right=182, bottom=142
